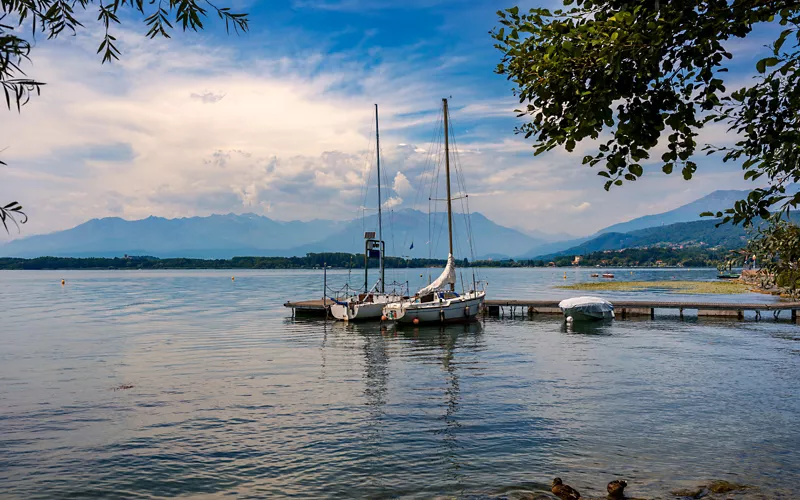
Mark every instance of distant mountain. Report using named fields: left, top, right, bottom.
left=285, top=209, right=543, bottom=259
left=597, top=189, right=750, bottom=234
left=517, top=236, right=593, bottom=259
left=511, top=227, right=579, bottom=242
left=0, top=213, right=347, bottom=258
left=536, top=218, right=750, bottom=259
left=0, top=209, right=541, bottom=259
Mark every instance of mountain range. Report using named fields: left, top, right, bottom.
left=0, top=189, right=758, bottom=260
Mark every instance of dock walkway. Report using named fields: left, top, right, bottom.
left=284, top=298, right=800, bottom=321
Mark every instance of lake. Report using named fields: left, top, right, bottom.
left=1, top=268, right=798, bottom=499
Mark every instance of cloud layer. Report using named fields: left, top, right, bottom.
left=0, top=9, right=762, bottom=242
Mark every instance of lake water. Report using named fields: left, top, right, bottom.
left=1, top=268, right=798, bottom=499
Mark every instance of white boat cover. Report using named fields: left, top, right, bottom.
left=417, top=254, right=456, bottom=295
left=558, top=296, right=614, bottom=313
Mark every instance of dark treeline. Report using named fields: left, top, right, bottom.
left=0, top=253, right=449, bottom=270
left=0, top=247, right=728, bottom=270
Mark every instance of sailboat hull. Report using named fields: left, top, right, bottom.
left=330, top=294, right=403, bottom=321
left=383, top=292, right=485, bottom=324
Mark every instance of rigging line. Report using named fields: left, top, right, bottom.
left=405, top=110, right=444, bottom=255
left=446, top=107, right=478, bottom=278
left=380, top=141, right=398, bottom=266
left=356, top=117, right=378, bottom=254
left=448, top=114, right=477, bottom=263
left=425, top=113, right=445, bottom=260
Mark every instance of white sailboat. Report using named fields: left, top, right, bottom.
left=383, top=98, right=486, bottom=324
left=330, top=104, right=403, bottom=321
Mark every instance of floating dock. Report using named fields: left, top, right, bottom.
left=284, top=299, right=800, bottom=322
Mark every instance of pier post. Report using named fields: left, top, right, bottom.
left=698, top=309, right=743, bottom=319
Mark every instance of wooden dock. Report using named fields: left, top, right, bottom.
left=284, top=298, right=800, bottom=322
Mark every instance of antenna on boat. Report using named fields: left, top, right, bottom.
left=375, top=103, right=385, bottom=293
left=443, top=98, right=455, bottom=292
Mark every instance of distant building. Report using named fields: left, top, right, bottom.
left=572, top=256, right=581, bottom=266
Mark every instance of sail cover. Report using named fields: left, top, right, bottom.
left=417, top=254, right=456, bottom=295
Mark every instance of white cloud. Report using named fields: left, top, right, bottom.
left=392, top=171, right=414, bottom=196
left=571, top=201, right=591, bottom=212
left=0, top=21, right=760, bottom=242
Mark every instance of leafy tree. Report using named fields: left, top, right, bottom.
left=1, top=0, right=249, bottom=232
left=492, top=0, right=800, bottom=291
left=492, top=0, right=799, bottom=220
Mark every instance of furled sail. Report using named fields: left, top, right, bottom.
left=417, top=254, right=456, bottom=295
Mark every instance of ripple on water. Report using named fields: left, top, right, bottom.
left=0, top=269, right=798, bottom=499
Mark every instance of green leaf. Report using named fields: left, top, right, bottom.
left=629, top=164, right=643, bottom=177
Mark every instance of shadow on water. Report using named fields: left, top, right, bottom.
left=561, top=319, right=614, bottom=336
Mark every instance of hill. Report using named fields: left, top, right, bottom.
left=0, top=209, right=540, bottom=259
left=597, top=190, right=750, bottom=234
left=536, top=219, right=751, bottom=259
left=286, top=209, right=543, bottom=259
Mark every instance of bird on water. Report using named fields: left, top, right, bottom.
left=607, top=479, right=627, bottom=498
left=552, top=477, right=581, bottom=500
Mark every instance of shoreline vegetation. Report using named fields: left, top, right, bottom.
left=0, top=248, right=728, bottom=270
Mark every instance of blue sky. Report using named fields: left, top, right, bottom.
left=0, top=0, right=782, bottom=241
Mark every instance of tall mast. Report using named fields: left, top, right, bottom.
left=443, top=98, right=455, bottom=292
left=375, top=103, right=385, bottom=293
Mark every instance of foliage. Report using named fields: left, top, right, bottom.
left=1, top=0, right=249, bottom=231
left=0, top=254, right=452, bottom=270
left=747, top=220, right=800, bottom=297
left=0, top=200, right=25, bottom=232
left=0, top=247, right=727, bottom=270
left=492, top=1, right=800, bottom=229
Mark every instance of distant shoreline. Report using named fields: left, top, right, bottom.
left=0, top=248, right=726, bottom=271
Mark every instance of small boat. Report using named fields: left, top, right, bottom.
left=718, top=273, right=740, bottom=280
left=559, top=296, right=615, bottom=321
left=590, top=273, right=600, bottom=278
left=330, top=104, right=402, bottom=321
left=602, top=273, right=615, bottom=278
left=383, top=98, right=486, bottom=324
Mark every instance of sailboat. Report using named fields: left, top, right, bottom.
left=382, top=98, right=486, bottom=324
left=330, top=104, right=404, bottom=321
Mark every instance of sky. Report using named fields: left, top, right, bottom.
left=0, top=0, right=782, bottom=241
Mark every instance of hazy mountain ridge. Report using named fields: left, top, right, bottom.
left=1, top=189, right=773, bottom=260
left=0, top=209, right=544, bottom=259
left=536, top=219, right=751, bottom=259
left=598, top=190, right=751, bottom=234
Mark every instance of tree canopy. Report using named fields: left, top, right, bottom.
left=492, top=1, right=800, bottom=227
left=1, top=0, right=249, bottom=231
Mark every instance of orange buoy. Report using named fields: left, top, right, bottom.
left=381, top=315, right=387, bottom=321
left=61, top=279, right=65, bottom=285
left=231, top=276, right=235, bottom=281
left=413, top=318, right=420, bottom=325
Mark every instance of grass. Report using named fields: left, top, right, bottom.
left=559, top=280, right=751, bottom=294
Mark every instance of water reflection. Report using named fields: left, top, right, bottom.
left=561, top=319, right=614, bottom=336
left=328, top=321, right=485, bottom=495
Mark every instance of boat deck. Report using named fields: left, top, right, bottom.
left=284, top=298, right=800, bottom=321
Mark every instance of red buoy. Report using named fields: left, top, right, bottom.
left=413, top=318, right=420, bottom=325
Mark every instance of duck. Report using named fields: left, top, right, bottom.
left=607, top=480, right=627, bottom=498
left=551, top=477, right=581, bottom=500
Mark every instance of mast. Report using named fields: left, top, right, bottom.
left=375, top=104, right=385, bottom=293
left=443, top=98, right=455, bottom=292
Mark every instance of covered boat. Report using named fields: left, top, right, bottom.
left=558, top=296, right=614, bottom=321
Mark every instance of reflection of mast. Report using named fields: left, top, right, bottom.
left=361, top=325, right=390, bottom=445
left=437, top=325, right=464, bottom=484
